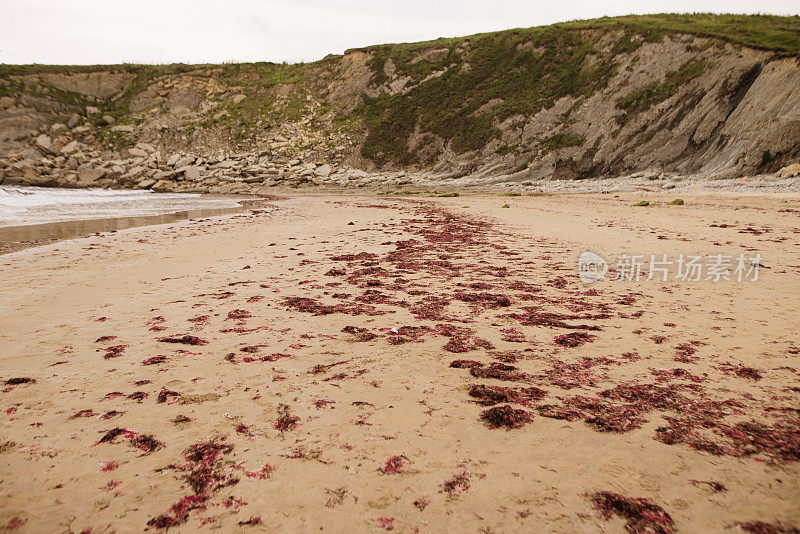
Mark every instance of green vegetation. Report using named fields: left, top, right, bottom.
left=545, top=133, right=585, bottom=151
left=667, top=198, right=685, bottom=205
left=615, top=59, right=707, bottom=125
left=556, top=13, right=800, bottom=54
left=355, top=26, right=618, bottom=165
left=634, top=201, right=651, bottom=206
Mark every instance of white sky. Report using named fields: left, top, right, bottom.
left=2, top=0, right=798, bottom=65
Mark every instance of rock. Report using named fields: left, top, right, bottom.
left=151, top=180, right=173, bottom=192
left=85, top=106, right=100, bottom=115
left=50, top=123, right=66, bottom=132
left=127, top=148, right=148, bottom=158
left=67, top=114, right=81, bottom=128
left=181, top=165, right=202, bottom=180
left=110, top=125, right=134, bottom=133
left=662, top=183, right=676, bottom=190
left=166, top=154, right=181, bottom=166
left=232, top=94, right=246, bottom=104
left=135, top=142, right=156, bottom=153
left=35, top=134, right=53, bottom=151
left=174, top=156, right=195, bottom=168
left=314, top=164, right=332, bottom=177
left=60, top=140, right=79, bottom=154
left=778, top=163, right=800, bottom=178
left=101, top=115, right=115, bottom=125
left=138, top=179, right=157, bottom=189
left=78, top=168, right=107, bottom=183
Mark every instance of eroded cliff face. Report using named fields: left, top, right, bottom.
left=1, top=19, right=799, bottom=191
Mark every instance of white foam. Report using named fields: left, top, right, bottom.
left=0, top=186, right=242, bottom=227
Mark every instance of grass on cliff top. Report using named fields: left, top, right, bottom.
left=352, top=13, right=800, bottom=57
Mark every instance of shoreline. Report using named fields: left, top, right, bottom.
left=0, top=193, right=282, bottom=255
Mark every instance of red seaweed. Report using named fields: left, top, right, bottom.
left=158, top=335, right=208, bottom=346
left=589, top=491, right=674, bottom=534
left=480, top=405, right=533, bottom=429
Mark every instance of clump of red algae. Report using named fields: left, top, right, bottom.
left=130, top=434, right=164, bottom=454
left=470, top=363, right=529, bottom=382
left=441, top=472, right=471, bottom=497
left=342, top=326, right=379, bottom=341
left=103, top=345, right=129, bottom=359
left=238, top=517, right=264, bottom=526
left=101, top=460, right=119, bottom=472
left=501, top=328, right=526, bottom=342
left=142, top=356, right=168, bottom=365
left=158, top=335, right=208, bottom=346
left=536, top=404, right=583, bottom=421
left=235, top=424, right=251, bottom=435
left=554, top=332, right=596, bottom=348
left=97, top=427, right=136, bottom=444
left=100, top=410, right=124, bottom=419
left=274, top=413, right=300, bottom=432
left=375, top=517, right=394, bottom=530
left=157, top=389, right=181, bottom=404
left=309, top=360, right=350, bottom=374
left=227, top=309, right=252, bottom=320
left=589, top=491, right=674, bottom=534
left=314, top=399, right=334, bottom=409
left=70, top=409, right=97, bottom=419
left=716, top=362, right=763, bottom=381
left=674, top=343, right=698, bottom=363
left=244, top=464, right=274, bottom=479
left=127, top=391, right=149, bottom=402
left=4, top=377, right=36, bottom=386
left=656, top=416, right=800, bottom=462
left=380, top=455, right=409, bottom=474
left=736, top=521, right=800, bottom=533
left=468, top=385, right=546, bottom=406
left=95, top=335, right=117, bottom=343
left=481, top=405, right=534, bottom=429
left=651, top=335, right=668, bottom=344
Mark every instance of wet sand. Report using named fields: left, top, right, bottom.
left=0, top=193, right=798, bottom=532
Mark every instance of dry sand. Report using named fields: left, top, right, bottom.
left=0, top=193, right=798, bottom=533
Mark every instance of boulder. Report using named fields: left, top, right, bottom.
left=181, top=165, right=202, bottom=180
left=60, top=140, right=79, bottom=154
left=85, top=106, right=100, bottom=115
left=127, top=147, right=148, bottom=158
left=232, top=94, right=246, bottom=104
left=110, top=125, right=134, bottom=133
left=35, top=134, right=52, bottom=151
left=135, top=142, right=156, bottom=153
left=314, top=164, right=332, bottom=177
left=138, top=179, right=157, bottom=189
left=78, top=168, right=107, bottom=183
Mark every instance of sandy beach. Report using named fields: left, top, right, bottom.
left=0, top=192, right=798, bottom=533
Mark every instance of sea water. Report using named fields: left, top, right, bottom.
left=0, top=186, right=242, bottom=228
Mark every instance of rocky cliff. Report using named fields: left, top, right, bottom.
left=1, top=14, right=799, bottom=193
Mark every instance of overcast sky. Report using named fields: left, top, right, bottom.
left=2, top=0, right=798, bottom=65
